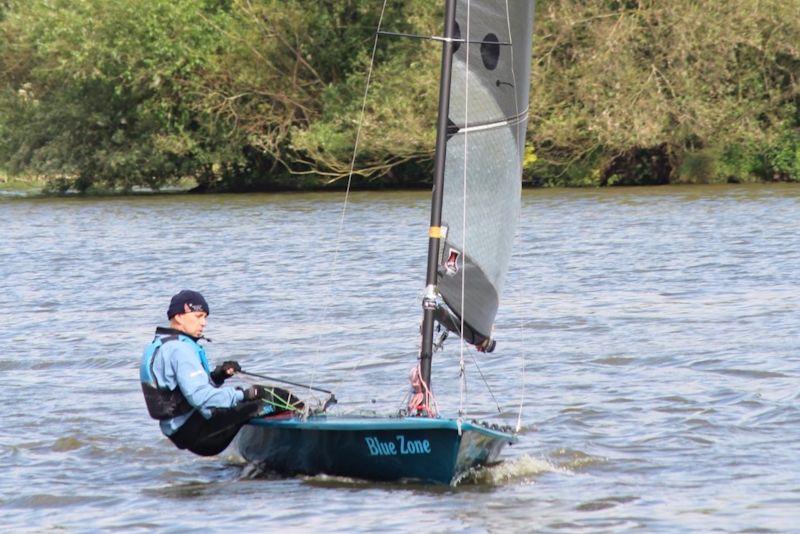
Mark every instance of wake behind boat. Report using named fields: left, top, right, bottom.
left=237, top=0, right=535, bottom=485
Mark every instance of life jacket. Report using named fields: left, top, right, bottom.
left=139, top=327, right=210, bottom=421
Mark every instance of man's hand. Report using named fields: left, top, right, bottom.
left=210, top=360, right=242, bottom=385
left=242, top=385, right=268, bottom=401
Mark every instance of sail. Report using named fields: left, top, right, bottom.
left=437, top=0, right=535, bottom=341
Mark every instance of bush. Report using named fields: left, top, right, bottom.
left=0, top=0, right=228, bottom=192
left=763, top=132, right=800, bottom=182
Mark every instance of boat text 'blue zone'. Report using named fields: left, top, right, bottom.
left=364, top=435, right=432, bottom=456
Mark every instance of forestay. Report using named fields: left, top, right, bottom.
left=438, top=0, right=535, bottom=341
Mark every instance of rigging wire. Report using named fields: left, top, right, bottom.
left=307, top=0, right=390, bottom=399
left=516, top=321, right=526, bottom=433
left=468, top=350, right=503, bottom=414
left=504, top=0, right=527, bottom=434
left=458, top=0, right=471, bottom=420
left=443, top=308, right=504, bottom=415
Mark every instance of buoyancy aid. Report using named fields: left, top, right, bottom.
left=139, top=327, right=210, bottom=421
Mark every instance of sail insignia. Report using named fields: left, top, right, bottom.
left=443, top=248, right=461, bottom=276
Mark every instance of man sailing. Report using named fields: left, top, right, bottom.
left=139, top=290, right=302, bottom=456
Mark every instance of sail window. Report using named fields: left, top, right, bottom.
left=453, top=22, right=462, bottom=54
left=480, top=33, right=500, bottom=70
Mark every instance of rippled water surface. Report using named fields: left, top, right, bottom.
left=1, top=185, right=799, bottom=532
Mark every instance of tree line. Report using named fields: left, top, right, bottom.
left=1, top=0, right=798, bottom=193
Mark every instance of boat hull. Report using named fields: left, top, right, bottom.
left=236, top=415, right=516, bottom=485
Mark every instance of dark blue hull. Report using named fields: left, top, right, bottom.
left=236, top=415, right=516, bottom=485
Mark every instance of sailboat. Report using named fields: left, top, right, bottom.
left=236, top=0, right=535, bottom=485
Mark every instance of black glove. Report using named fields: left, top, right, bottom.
left=242, top=385, right=268, bottom=401
left=210, top=360, right=241, bottom=385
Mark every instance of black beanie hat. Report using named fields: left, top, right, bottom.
left=167, top=290, right=210, bottom=319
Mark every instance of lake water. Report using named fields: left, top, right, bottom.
left=1, top=184, right=798, bottom=532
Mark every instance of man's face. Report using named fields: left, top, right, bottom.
left=172, top=311, right=207, bottom=338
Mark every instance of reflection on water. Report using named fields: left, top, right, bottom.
left=1, top=184, right=799, bottom=530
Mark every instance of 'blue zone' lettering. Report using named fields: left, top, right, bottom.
left=364, top=435, right=432, bottom=456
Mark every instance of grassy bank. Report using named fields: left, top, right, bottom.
left=0, top=172, right=204, bottom=196
left=0, top=172, right=48, bottom=195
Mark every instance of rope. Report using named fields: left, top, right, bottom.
left=308, top=0, right=390, bottom=397
left=406, top=364, right=439, bottom=417
left=263, top=387, right=305, bottom=413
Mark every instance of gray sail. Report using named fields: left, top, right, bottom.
left=437, top=0, right=534, bottom=341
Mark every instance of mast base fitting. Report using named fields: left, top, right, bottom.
left=422, top=284, right=438, bottom=310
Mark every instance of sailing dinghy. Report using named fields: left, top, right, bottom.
left=237, top=0, right=535, bottom=485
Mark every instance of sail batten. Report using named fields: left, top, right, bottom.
left=453, top=108, right=529, bottom=133
left=437, top=0, right=535, bottom=341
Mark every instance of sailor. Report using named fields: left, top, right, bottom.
left=139, top=289, right=297, bottom=456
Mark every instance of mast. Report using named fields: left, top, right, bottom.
left=420, top=0, right=458, bottom=391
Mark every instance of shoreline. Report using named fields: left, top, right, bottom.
left=1, top=174, right=798, bottom=199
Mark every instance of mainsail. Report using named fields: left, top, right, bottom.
left=437, top=0, right=535, bottom=342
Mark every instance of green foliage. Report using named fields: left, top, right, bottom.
left=762, top=132, right=800, bottom=182
left=1, top=0, right=799, bottom=191
left=676, top=135, right=800, bottom=184
left=287, top=1, right=439, bottom=182
left=530, top=0, right=800, bottom=186
left=174, top=0, right=428, bottom=190
left=677, top=150, right=720, bottom=184
left=0, top=0, right=229, bottom=192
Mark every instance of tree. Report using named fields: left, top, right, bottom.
left=0, top=0, right=228, bottom=192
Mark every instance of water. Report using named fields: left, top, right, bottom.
left=1, top=184, right=798, bottom=532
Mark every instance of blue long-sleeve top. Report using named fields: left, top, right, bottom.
left=147, top=332, right=245, bottom=436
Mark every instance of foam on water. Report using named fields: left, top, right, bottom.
left=460, top=454, right=568, bottom=486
